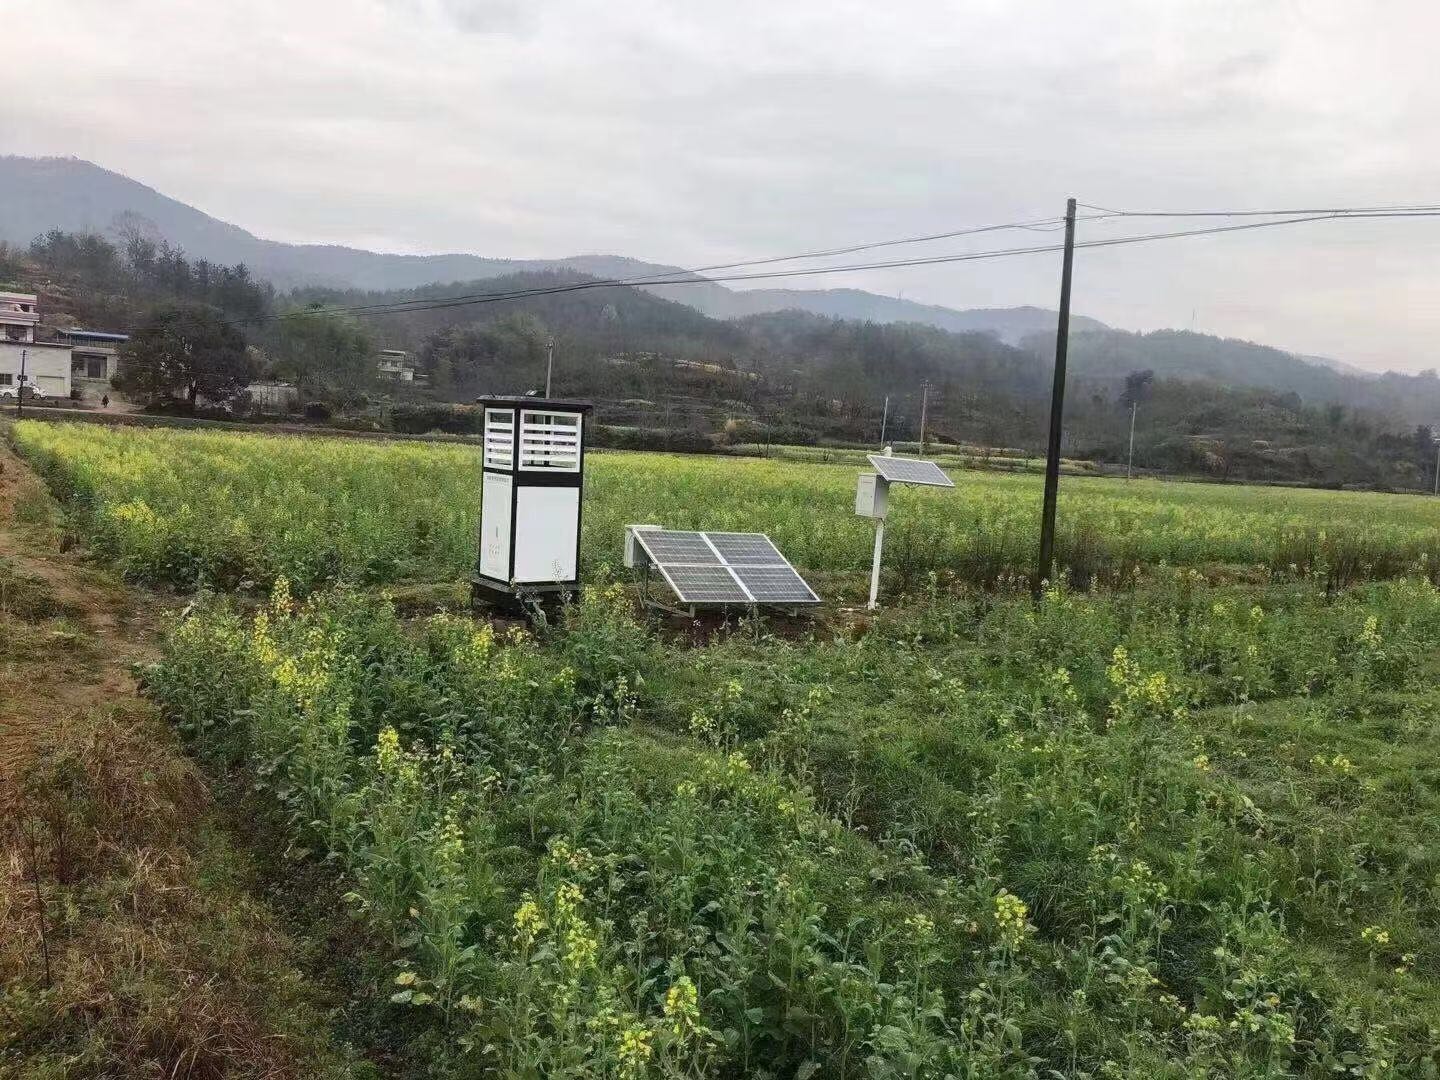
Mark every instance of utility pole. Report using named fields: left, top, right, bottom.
left=545, top=339, right=555, bottom=398
left=1433, top=435, right=1439, bottom=496
left=1035, top=197, right=1077, bottom=600
left=15, top=347, right=26, bottom=416
left=879, top=394, right=890, bottom=447
left=1126, top=399, right=1137, bottom=480
left=918, top=382, right=930, bottom=454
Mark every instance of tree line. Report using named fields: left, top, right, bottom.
left=11, top=229, right=1440, bottom=489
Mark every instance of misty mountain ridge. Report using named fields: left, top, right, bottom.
left=1, top=155, right=1102, bottom=346
left=0, top=155, right=1375, bottom=380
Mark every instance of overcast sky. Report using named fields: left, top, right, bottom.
left=6, top=0, right=1439, bottom=370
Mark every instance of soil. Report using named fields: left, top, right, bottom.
left=0, top=436, right=169, bottom=797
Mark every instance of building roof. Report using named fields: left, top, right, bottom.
left=57, top=329, right=129, bottom=342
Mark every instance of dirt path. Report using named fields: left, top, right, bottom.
left=1, top=427, right=362, bottom=1078
left=0, top=436, right=168, bottom=793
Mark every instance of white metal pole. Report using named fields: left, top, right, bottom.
left=1126, top=400, right=1137, bottom=480
left=879, top=395, right=889, bottom=447
left=918, top=383, right=929, bottom=454
left=545, top=339, right=554, bottom=397
left=868, top=518, right=885, bottom=609
left=1433, top=440, right=1439, bottom=496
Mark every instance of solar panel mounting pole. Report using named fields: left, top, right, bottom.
left=868, top=518, right=885, bottom=609
left=1035, top=197, right=1076, bottom=601
left=867, top=446, right=892, bottom=609
left=918, top=382, right=929, bottom=454
left=545, top=339, right=555, bottom=397
left=879, top=394, right=889, bottom=447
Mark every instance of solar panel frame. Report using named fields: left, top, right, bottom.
left=629, top=526, right=821, bottom=606
left=866, top=454, right=955, bottom=488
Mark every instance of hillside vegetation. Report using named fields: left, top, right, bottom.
left=9, top=217, right=1440, bottom=488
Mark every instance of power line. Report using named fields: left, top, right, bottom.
left=86, top=203, right=1440, bottom=336
left=251, top=214, right=1093, bottom=324
left=243, top=209, right=1440, bottom=324
left=1079, top=201, right=1440, bottom=218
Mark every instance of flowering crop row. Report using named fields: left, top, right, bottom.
left=146, top=571, right=1440, bottom=1075
left=15, top=420, right=1440, bottom=592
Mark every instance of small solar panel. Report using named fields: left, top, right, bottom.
left=866, top=455, right=955, bottom=488
left=636, top=530, right=721, bottom=564
left=733, top=564, right=821, bottom=604
left=706, top=532, right=785, bottom=565
left=628, top=525, right=821, bottom=607
left=660, top=564, right=751, bottom=604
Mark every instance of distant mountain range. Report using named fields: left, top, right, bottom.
left=0, top=156, right=1113, bottom=345
left=1, top=155, right=1381, bottom=385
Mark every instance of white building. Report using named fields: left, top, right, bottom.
left=0, top=292, right=71, bottom=398
left=58, top=328, right=128, bottom=395
left=377, top=348, right=420, bottom=382
left=245, top=380, right=300, bottom=411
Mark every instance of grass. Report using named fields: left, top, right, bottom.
left=0, top=430, right=367, bottom=1080
left=14, top=419, right=1440, bottom=594
left=0, top=696, right=368, bottom=1079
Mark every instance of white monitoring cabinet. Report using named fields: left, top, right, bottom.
left=474, top=395, right=592, bottom=603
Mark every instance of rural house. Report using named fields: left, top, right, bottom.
left=59, top=328, right=128, bottom=394
left=377, top=348, right=421, bottom=381
left=0, top=293, right=130, bottom=399
left=0, top=292, right=71, bottom=398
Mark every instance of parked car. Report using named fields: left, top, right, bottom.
left=0, top=383, right=46, bottom=400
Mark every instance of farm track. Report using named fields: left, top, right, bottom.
left=0, top=438, right=163, bottom=799
left=0, top=432, right=363, bottom=1079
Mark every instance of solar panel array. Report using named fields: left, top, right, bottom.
left=866, top=454, right=955, bottom=488
left=631, top=529, right=820, bottom=606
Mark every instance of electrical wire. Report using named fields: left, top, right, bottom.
left=253, top=213, right=1094, bottom=324
left=72, top=203, right=1440, bottom=338
left=248, top=209, right=1440, bottom=324
left=1079, top=201, right=1440, bottom=218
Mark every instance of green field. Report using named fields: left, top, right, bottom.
left=12, top=418, right=1440, bottom=1076
left=13, top=420, right=1440, bottom=593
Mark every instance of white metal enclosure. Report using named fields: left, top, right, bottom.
left=474, top=396, right=592, bottom=601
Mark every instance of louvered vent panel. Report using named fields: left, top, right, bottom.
left=484, top=409, right=515, bottom=470
left=519, top=410, right=581, bottom=472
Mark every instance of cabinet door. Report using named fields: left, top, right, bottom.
left=513, top=486, right=579, bottom=583
left=479, top=472, right=513, bottom=579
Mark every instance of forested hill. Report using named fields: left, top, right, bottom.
left=9, top=226, right=1440, bottom=489
left=291, top=272, right=1044, bottom=409
left=0, top=155, right=1094, bottom=341
left=1040, top=328, right=1440, bottom=429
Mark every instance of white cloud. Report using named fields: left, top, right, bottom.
left=4, top=0, right=1438, bottom=368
